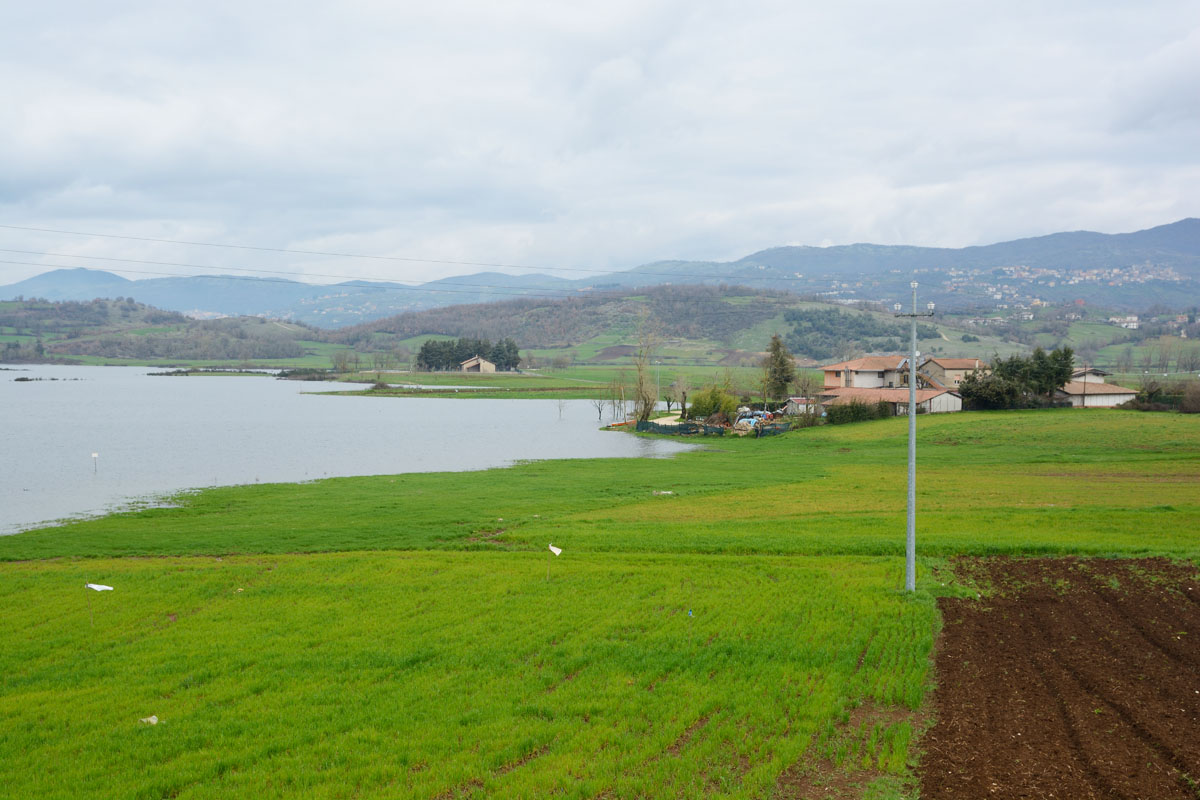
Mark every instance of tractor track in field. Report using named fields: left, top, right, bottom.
left=920, top=557, right=1200, bottom=800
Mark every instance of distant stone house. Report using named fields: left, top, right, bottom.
left=783, top=396, right=817, bottom=415
left=921, top=357, right=987, bottom=390
left=459, top=355, right=496, bottom=373
left=1055, top=368, right=1137, bottom=407
left=821, top=356, right=909, bottom=389
left=1071, top=367, right=1111, bottom=383
left=818, top=386, right=963, bottom=415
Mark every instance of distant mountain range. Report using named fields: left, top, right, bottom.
left=3, top=218, right=1198, bottom=327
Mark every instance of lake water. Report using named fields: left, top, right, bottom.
left=1, top=365, right=692, bottom=534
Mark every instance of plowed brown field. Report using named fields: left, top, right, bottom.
left=921, top=558, right=1200, bottom=800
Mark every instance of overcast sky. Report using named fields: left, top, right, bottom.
left=2, top=1, right=1198, bottom=286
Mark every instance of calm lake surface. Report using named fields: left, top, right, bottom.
left=1, top=365, right=692, bottom=534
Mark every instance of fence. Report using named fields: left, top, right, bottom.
left=755, top=422, right=791, bottom=437
left=635, top=420, right=792, bottom=436
left=635, top=421, right=726, bottom=436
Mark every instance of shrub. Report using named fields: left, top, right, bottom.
left=1118, top=399, right=1173, bottom=412
left=689, top=385, right=738, bottom=421
left=825, top=400, right=892, bottom=425
left=1179, top=382, right=1200, bottom=414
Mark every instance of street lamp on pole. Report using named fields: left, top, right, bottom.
left=894, top=281, right=935, bottom=592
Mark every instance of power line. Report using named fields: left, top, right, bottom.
left=0, top=257, right=867, bottom=327
left=0, top=223, right=818, bottom=286
left=0, top=223, right=556, bottom=270
left=0, top=249, right=584, bottom=297
left=0, top=259, right=593, bottom=302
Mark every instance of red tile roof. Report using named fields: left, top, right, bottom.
left=1056, top=381, right=1136, bottom=396
left=925, top=357, right=986, bottom=370
left=821, top=386, right=955, bottom=404
left=821, top=356, right=907, bottom=372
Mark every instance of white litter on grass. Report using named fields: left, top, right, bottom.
left=139, top=715, right=158, bottom=725
left=652, top=490, right=674, bottom=496
left=86, top=584, right=113, bottom=592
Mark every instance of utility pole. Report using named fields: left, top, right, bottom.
left=894, top=281, right=935, bottom=592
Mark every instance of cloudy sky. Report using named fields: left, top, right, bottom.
left=1, top=0, right=1198, bottom=286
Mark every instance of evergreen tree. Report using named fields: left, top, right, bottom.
left=761, top=334, right=797, bottom=402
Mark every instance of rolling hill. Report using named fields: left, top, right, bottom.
left=1, top=219, right=1198, bottom=326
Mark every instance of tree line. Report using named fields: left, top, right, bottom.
left=415, top=337, right=521, bottom=371
left=782, top=307, right=939, bottom=361
left=957, top=347, right=1075, bottom=409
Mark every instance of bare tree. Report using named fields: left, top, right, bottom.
left=793, top=369, right=822, bottom=425
left=1177, top=347, right=1200, bottom=374
left=672, top=379, right=691, bottom=419
left=1154, top=343, right=1174, bottom=373
left=607, top=376, right=626, bottom=420
left=633, top=312, right=661, bottom=422
left=662, top=381, right=677, bottom=413
left=1117, top=345, right=1134, bottom=373
left=372, top=350, right=389, bottom=379
left=590, top=396, right=605, bottom=421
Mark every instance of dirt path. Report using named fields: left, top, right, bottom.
left=920, top=557, right=1200, bottom=800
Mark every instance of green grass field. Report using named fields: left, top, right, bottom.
left=333, top=365, right=823, bottom=400
left=1, top=409, right=1197, bottom=798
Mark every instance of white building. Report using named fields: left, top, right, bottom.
left=1055, top=369, right=1137, bottom=407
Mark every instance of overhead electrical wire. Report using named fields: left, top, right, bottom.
left=0, top=257, right=856, bottom=326
left=0, top=249, right=585, bottom=297
left=0, top=259, right=602, bottom=302
left=0, top=223, right=825, bottom=287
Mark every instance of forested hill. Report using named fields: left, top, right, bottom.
left=4, top=219, right=1198, bottom=325
left=0, top=297, right=322, bottom=363
left=333, top=285, right=804, bottom=349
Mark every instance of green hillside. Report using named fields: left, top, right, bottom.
left=12, top=289, right=1197, bottom=381
left=0, top=298, right=351, bottom=368
left=335, top=285, right=1025, bottom=372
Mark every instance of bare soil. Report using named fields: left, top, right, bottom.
left=920, top=557, right=1200, bottom=800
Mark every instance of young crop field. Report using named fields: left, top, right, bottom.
left=0, top=553, right=935, bottom=799
left=1, top=409, right=1197, bottom=798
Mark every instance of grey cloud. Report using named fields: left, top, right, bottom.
left=1, top=1, right=1198, bottom=287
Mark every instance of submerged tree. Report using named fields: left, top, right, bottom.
left=633, top=312, right=660, bottom=422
